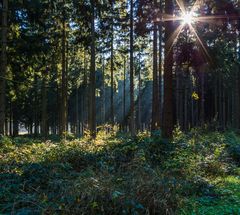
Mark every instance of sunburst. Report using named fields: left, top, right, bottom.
left=158, top=0, right=239, bottom=62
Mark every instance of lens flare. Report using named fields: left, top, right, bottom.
left=182, top=12, right=194, bottom=25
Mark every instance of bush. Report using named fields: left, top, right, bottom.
left=0, top=130, right=239, bottom=214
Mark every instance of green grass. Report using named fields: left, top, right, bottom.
left=0, top=129, right=239, bottom=214
left=180, top=175, right=240, bottom=215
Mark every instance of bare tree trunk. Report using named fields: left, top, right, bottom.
left=76, top=87, right=79, bottom=136
left=184, top=73, right=188, bottom=130
left=110, top=16, right=114, bottom=126
left=214, top=77, right=218, bottom=121
left=83, top=50, right=88, bottom=127
left=9, top=101, right=12, bottom=136
left=60, top=2, right=67, bottom=137
left=223, top=87, right=226, bottom=129
left=159, top=0, right=163, bottom=126
left=13, top=101, right=18, bottom=136
left=137, top=55, right=141, bottom=131
left=102, top=57, right=105, bottom=124
left=179, top=71, right=184, bottom=129
left=123, top=57, right=126, bottom=128
left=5, top=118, right=8, bottom=136
left=234, top=69, right=239, bottom=128
left=89, top=0, right=96, bottom=138
left=41, top=68, right=48, bottom=139
left=200, top=67, right=205, bottom=126
left=163, top=0, right=174, bottom=138
left=129, top=0, right=135, bottom=136
left=151, top=3, right=160, bottom=132
left=0, top=0, right=8, bottom=135
left=66, top=40, right=69, bottom=132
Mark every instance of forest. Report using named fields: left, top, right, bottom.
left=0, top=0, right=240, bottom=214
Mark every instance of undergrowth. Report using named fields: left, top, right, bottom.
left=0, top=128, right=239, bottom=214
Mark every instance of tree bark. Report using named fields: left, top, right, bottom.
left=60, top=1, right=67, bottom=137
left=110, top=39, right=114, bottom=125
left=163, top=0, right=174, bottom=138
left=0, top=0, right=8, bottom=135
left=110, top=6, right=114, bottom=126
left=151, top=2, right=160, bottom=132
left=159, top=0, right=163, bottom=125
left=123, top=57, right=126, bottom=128
left=41, top=68, right=48, bottom=139
left=129, top=0, right=135, bottom=136
left=89, top=0, right=96, bottom=138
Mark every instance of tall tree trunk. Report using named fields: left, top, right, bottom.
left=89, top=0, right=96, bottom=138
left=200, top=67, right=205, bottom=126
left=41, top=68, right=48, bottom=139
left=66, top=40, right=69, bottom=132
left=234, top=69, right=239, bottom=128
left=102, top=56, right=105, bottom=124
left=0, top=0, right=8, bottom=135
left=13, top=101, right=18, bottom=137
left=129, top=0, right=135, bottom=136
left=110, top=10, right=114, bottom=126
left=110, top=38, right=114, bottom=125
left=137, top=55, right=141, bottom=131
left=159, top=0, right=163, bottom=126
left=83, top=50, right=88, bottom=127
left=151, top=1, right=160, bottom=132
left=76, top=87, right=79, bottom=136
left=60, top=2, right=67, bottom=137
left=163, top=0, right=174, bottom=138
left=184, top=72, right=188, bottom=130
left=9, top=101, right=12, bottom=136
left=123, top=57, right=126, bottom=128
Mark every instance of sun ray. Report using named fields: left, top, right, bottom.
left=165, top=23, right=185, bottom=58
left=176, top=0, right=186, bottom=14
left=188, top=24, right=212, bottom=63
left=161, top=14, right=182, bottom=22
left=196, top=15, right=240, bottom=23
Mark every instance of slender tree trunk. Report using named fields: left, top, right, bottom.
left=138, top=56, right=141, bottom=131
left=179, top=71, right=184, bottom=129
left=0, top=0, right=8, bottom=135
left=9, top=101, right=12, bottom=136
left=41, top=68, right=48, bottom=139
left=34, top=75, right=39, bottom=136
left=223, top=87, right=226, bottom=129
left=102, top=57, right=105, bottom=124
left=190, top=73, right=194, bottom=127
left=151, top=4, right=160, bottom=132
left=159, top=0, right=163, bottom=125
left=234, top=69, right=239, bottom=128
left=83, top=50, right=88, bottom=127
left=76, top=87, right=79, bottom=136
left=89, top=0, right=96, bottom=138
left=214, top=77, right=218, bottom=121
left=5, top=118, right=8, bottom=136
left=13, top=101, right=18, bottom=136
left=129, top=0, right=135, bottom=136
left=163, top=0, right=174, bottom=137
left=123, top=57, right=126, bottom=128
left=184, top=73, right=188, bottom=130
left=66, top=40, right=69, bottom=132
left=110, top=14, right=114, bottom=126
left=60, top=2, right=67, bottom=137
left=200, top=67, right=205, bottom=126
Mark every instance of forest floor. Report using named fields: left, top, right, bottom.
left=0, top=128, right=240, bottom=215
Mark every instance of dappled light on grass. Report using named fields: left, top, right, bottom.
left=1, top=130, right=240, bottom=214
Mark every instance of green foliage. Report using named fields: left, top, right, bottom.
left=0, top=130, right=239, bottom=214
